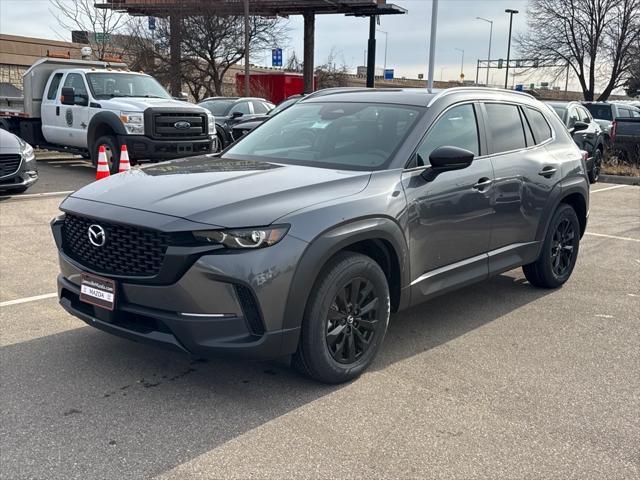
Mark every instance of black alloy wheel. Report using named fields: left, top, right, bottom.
left=550, top=218, right=577, bottom=277
left=326, top=277, right=379, bottom=364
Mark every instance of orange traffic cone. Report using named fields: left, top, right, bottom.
left=95, top=145, right=110, bottom=180
left=119, top=144, right=131, bottom=173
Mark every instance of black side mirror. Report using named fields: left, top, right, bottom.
left=61, top=87, right=75, bottom=106
left=231, top=111, right=244, bottom=118
left=429, top=146, right=475, bottom=170
left=571, top=121, right=589, bottom=133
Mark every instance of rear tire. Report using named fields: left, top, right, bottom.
left=523, top=203, right=580, bottom=289
left=293, top=252, right=390, bottom=384
left=92, top=135, right=120, bottom=174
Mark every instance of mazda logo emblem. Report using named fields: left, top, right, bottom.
left=174, top=121, right=191, bottom=130
left=88, top=224, right=106, bottom=247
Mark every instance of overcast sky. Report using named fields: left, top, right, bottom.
left=1, top=0, right=558, bottom=87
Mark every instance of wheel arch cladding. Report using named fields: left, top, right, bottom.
left=88, top=112, right=126, bottom=148
left=282, top=217, right=409, bottom=331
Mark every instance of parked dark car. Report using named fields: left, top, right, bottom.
left=546, top=101, right=604, bottom=182
left=0, top=128, right=38, bottom=193
left=583, top=102, right=640, bottom=162
left=52, top=88, right=588, bottom=383
left=231, top=95, right=303, bottom=142
left=197, top=97, right=274, bottom=149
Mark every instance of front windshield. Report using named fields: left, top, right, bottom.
left=86, top=73, right=171, bottom=99
left=551, top=105, right=568, bottom=123
left=199, top=100, right=235, bottom=116
left=223, top=102, right=423, bottom=171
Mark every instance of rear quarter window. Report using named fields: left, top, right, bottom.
left=524, top=107, right=553, bottom=144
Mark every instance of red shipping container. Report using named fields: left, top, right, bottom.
left=236, top=72, right=313, bottom=104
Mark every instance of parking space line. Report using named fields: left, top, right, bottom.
left=591, top=185, right=629, bottom=194
left=585, top=232, right=640, bottom=243
left=0, top=293, right=57, bottom=308
left=0, top=190, right=73, bottom=200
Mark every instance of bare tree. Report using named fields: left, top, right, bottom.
left=315, top=49, right=350, bottom=89
left=50, top=0, right=129, bottom=60
left=517, top=0, right=640, bottom=100
left=179, top=9, right=289, bottom=99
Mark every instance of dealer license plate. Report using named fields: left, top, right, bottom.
left=80, top=273, right=116, bottom=311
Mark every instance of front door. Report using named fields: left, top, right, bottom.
left=58, top=73, right=90, bottom=148
left=402, top=103, right=493, bottom=302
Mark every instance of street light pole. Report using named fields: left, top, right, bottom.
left=377, top=29, right=388, bottom=73
left=244, top=0, right=250, bottom=97
left=476, top=16, right=493, bottom=86
left=504, top=8, right=518, bottom=90
left=427, top=0, right=439, bottom=92
left=455, top=48, right=464, bottom=82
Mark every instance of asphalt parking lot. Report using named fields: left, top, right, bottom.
left=1, top=155, right=639, bottom=480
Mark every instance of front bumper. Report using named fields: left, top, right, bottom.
left=0, top=164, right=38, bottom=191
left=118, top=135, right=217, bottom=160
left=53, top=215, right=306, bottom=359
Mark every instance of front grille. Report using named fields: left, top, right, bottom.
left=0, top=154, right=21, bottom=177
left=152, top=112, right=207, bottom=139
left=62, top=214, right=171, bottom=277
left=234, top=285, right=265, bottom=336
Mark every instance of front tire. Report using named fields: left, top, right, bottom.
left=293, top=252, right=390, bottom=384
left=92, top=135, right=120, bottom=174
left=588, top=148, right=602, bottom=184
left=523, top=203, right=580, bottom=289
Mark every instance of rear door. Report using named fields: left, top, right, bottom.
left=402, top=102, right=494, bottom=300
left=482, top=102, right=558, bottom=273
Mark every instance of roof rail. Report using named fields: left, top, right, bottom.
left=427, top=86, right=536, bottom=107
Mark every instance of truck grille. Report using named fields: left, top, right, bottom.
left=0, top=154, right=22, bottom=177
left=152, top=112, right=207, bottom=139
left=62, top=214, right=171, bottom=277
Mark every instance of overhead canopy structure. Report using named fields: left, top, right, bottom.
left=97, top=0, right=407, bottom=95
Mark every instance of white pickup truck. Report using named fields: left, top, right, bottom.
left=0, top=57, right=217, bottom=173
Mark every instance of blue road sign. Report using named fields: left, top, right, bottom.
left=384, top=69, right=394, bottom=80
left=148, top=17, right=156, bottom=31
left=272, top=48, right=283, bottom=67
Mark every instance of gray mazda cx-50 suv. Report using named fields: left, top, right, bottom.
left=52, top=88, right=589, bottom=383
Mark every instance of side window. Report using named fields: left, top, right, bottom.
left=251, top=101, right=269, bottom=114
left=63, top=73, right=89, bottom=105
left=617, top=108, right=630, bottom=118
left=567, top=107, right=580, bottom=128
left=47, top=73, right=63, bottom=100
left=578, top=107, right=591, bottom=123
left=631, top=109, right=640, bottom=118
left=524, top=107, right=553, bottom=144
left=484, top=103, right=527, bottom=153
left=520, top=108, right=535, bottom=146
left=415, top=104, right=479, bottom=165
left=230, top=101, right=251, bottom=115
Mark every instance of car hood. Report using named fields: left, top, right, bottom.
left=99, top=97, right=209, bottom=113
left=68, top=155, right=371, bottom=228
left=0, top=129, right=21, bottom=152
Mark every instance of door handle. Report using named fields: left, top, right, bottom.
left=538, top=166, right=557, bottom=178
left=56, top=106, right=60, bottom=116
left=472, top=177, right=492, bottom=190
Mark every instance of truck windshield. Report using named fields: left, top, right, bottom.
left=86, top=73, right=171, bottom=100
left=223, top=102, right=423, bottom=171
left=584, top=104, right=613, bottom=121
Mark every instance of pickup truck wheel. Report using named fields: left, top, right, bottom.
left=523, top=203, right=580, bottom=289
left=293, top=252, right=390, bottom=384
left=588, top=148, right=602, bottom=184
left=92, top=135, right=120, bottom=174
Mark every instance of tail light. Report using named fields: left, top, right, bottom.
left=611, top=120, right=617, bottom=141
left=581, top=150, right=589, bottom=163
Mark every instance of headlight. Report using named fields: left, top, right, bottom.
left=207, top=113, right=216, bottom=135
left=193, top=226, right=289, bottom=249
left=120, top=111, right=144, bottom=135
left=19, top=138, right=35, bottom=161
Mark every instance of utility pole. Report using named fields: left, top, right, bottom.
left=455, top=48, right=464, bottom=82
left=377, top=29, right=388, bottom=73
left=504, top=8, right=518, bottom=89
left=244, top=0, right=250, bottom=96
left=476, top=16, right=493, bottom=85
left=366, top=16, right=376, bottom=87
left=427, top=0, right=439, bottom=92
